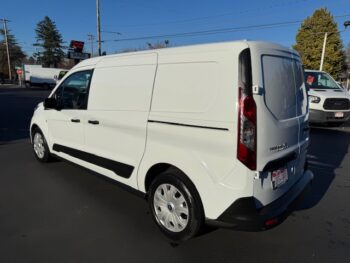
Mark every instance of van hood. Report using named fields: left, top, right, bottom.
left=308, top=88, right=350, bottom=99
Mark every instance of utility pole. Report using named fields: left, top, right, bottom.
left=87, top=34, right=94, bottom=57
left=96, top=0, right=101, bottom=56
left=1, top=18, right=12, bottom=80
left=319, top=32, right=327, bottom=71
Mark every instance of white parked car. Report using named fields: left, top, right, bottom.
left=30, top=41, right=313, bottom=241
left=305, top=70, right=350, bottom=125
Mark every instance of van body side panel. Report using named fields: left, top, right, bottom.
left=137, top=43, right=257, bottom=219
left=148, top=47, right=241, bottom=123
left=84, top=53, right=157, bottom=189
left=138, top=123, right=255, bottom=219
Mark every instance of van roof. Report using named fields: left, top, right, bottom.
left=73, top=40, right=298, bottom=70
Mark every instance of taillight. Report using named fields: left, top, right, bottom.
left=265, top=218, right=279, bottom=227
left=237, top=87, right=257, bottom=170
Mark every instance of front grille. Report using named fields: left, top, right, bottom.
left=323, top=98, right=350, bottom=110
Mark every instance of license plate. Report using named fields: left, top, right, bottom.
left=335, top=112, right=344, bottom=118
left=271, top=168, right=288, bottom=189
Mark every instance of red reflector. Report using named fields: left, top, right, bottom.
left=265, top=218, right=279, bottom=227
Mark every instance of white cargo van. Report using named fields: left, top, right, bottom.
left=24, top=64, right=66, bottom=88
left=305, top=69, right=350, bottom=125
left=23, top=64, right=42, bottom=85
left=30, top=41, right=313, bottom=241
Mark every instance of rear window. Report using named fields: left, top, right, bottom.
left=262, top=55, right=306, bottom=120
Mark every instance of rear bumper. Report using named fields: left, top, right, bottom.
left=206, top=169, right=314, bottom=231
left=309, top=109, right=350, bottom=123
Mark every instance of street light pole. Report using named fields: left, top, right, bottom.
left=319, top=21, right=350, bottom=72
left=319, top=32, right=328, bottom=71
left=2, top=18, right=12, bottom=80
left=96, top=0, right=101, bottom=56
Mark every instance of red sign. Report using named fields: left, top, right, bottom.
left=16, top=69, right=23, bottom=75
left=70, top=40, right=84, bottom=53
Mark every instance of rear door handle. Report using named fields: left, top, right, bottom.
left=88, top=120, right=99, bottom=125
left=71, top=119, right=80, bottom=123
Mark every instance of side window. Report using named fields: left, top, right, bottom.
left=58, top=71, right=92, bottom=110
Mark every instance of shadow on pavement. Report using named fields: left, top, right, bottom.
left=0, top=87, right=50, bottom=143
left=296, top=126, right=350, bottom=210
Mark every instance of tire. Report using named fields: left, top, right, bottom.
left=32, top=128, right=51, bottom=162
left=148, top=169, right=204, bottom=242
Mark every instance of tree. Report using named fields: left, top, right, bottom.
left=57, top=58, right=76, bottom=70
left=294, top=8, right=345, bottom=78
left=22, top=56, right=36, bottom=65
left=345, top=43, right=350, bottom=70
left=0, top=29, right=25, bottom=79
left=34, top=16, right=64, bottom=67
left=147, top=40, right=170, bottom=49
left=120, top=40, right=171, bottom=53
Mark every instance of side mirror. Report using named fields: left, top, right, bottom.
left=44, top=97, right=57, bottom=109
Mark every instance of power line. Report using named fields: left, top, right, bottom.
left=104, top=0, right=313, bottom=29
left=103, top=14, right=350, bottom=43
left=101, top=22, right=289, bottom=42
left=101, top=30, right=122, bottom=35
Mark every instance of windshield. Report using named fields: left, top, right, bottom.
left=304, top=71, right=340, bottom=90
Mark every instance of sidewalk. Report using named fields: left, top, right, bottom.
left=0, top=84, right=24, bottom=88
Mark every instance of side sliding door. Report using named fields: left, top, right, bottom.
left=84, top=53, right=157, bottom=189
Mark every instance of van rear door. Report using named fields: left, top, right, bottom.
left=248, top=43, right=308, bottom=207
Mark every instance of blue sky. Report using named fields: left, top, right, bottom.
left=1, top=0, right=350, bottom=56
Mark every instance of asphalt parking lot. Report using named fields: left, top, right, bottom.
left=1, top=85, right=350, bottom=263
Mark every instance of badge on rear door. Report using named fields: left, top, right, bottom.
left=269, top=143, right=288, bottom=152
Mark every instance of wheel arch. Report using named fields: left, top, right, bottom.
left=30, top=123, right=40, bottom=142
left=30, top=121, right=49, bottom=146
left=144, top=163, right=173, bottom=192
left=143, top=162, right=205, bottom=217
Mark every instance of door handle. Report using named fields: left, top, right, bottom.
left=88, top=120, right=99, bottom=125
left=303, top=126, right=310, bottom=131
left=71, top=119, right=80, bottom=123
